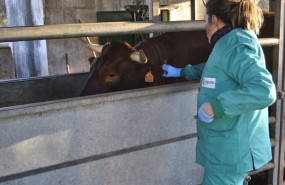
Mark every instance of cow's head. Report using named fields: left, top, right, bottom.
left=80, top=40, right=164, bottom=96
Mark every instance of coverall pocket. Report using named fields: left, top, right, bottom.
left=207, top=129, right=240, bottom=167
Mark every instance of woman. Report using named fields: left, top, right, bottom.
left=162, top=0, right=276, bottom=184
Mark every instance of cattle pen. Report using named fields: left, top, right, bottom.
left=0, top=0, right=284, bottom=185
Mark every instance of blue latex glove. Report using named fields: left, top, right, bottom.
left=162, top=64, right=182, bottom=77
left=198, top=103, right=214, bottom=123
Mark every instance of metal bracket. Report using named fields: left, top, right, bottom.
left=277, top=91, right=285, bottom=99
left=243, top=175, right=251, bottom=185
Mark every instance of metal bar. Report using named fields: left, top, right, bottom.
left=191, top=0, right=196, bottom=20
left=148, top=0, right=154, bottom=21
left=0, top=43, right=10, bottom=48
left=271, top=138, right=276, bottom=147
left=275, top=0, right=285, bottom=184
left=0, top=22, right=280, bottom=47
left=0, top=21, right=206, bottom=42
left=259, top=38, right=280, bottom=46
left=269, top=116, right=277, bottom=124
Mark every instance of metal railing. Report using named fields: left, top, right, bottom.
left=0, top=21, right=280, bottom=47
left=0, top=21, right=206, bottom=42
left=0, top=43, right=10, bottom=48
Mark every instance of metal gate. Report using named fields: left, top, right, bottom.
left=268, top=0, right=285, bottom=184
left=276, top=0, right=285, bottom=183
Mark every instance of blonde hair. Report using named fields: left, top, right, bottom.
left=206, top=0, right=264, bottom=35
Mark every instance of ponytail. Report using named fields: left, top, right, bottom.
left=206, top=0, right=264, bottom=35
left=231, top=0, right=264, bottom=35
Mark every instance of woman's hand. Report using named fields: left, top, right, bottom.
left=198, top=103, right=215, bottom=123
left=203, top=102, right=215, bottom=116
left=162, top=64, right=182, bottom=77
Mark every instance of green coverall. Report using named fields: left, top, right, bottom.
left=181, top=28, right=276, bottom=184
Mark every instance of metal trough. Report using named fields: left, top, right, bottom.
left=0, top=74, right=202, bottom=185
left=0, top=73, right=88, bottom=108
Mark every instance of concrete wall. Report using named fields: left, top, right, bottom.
left=0, top=82, right=203, bottom=185
left=255, top=0, right=270, bottom=11
left=44, top=0, right=144, bottom=75
left=0, top=46, right=15, bottom=80
left=161, top=2, right=191, bottom=21
left=0, top=0, right=7, bottom=27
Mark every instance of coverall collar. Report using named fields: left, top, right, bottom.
left=210, top=24, right=233, bottom=45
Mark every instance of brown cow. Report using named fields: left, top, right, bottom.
left=80, top=12, right=274, bottom=96
left=80, top=31, right=212, bottom=96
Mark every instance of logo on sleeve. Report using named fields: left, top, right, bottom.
left=202, top=77, right=216, bottom=89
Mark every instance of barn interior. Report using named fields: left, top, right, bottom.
left=0, top=0, right=208, bottom=108
left=0, top=1, right=283, bottom=185
left=0, top=0, right=271, bottom=107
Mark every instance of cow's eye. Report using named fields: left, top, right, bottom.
left=105, top=73, right=119, bottom=82
left=109, top=74, right=115, bottom=78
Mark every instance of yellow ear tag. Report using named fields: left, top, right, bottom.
left=145, top=71, right=154, bottom=83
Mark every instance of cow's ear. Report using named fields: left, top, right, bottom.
left=130, top=49, right=148, bottom=64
